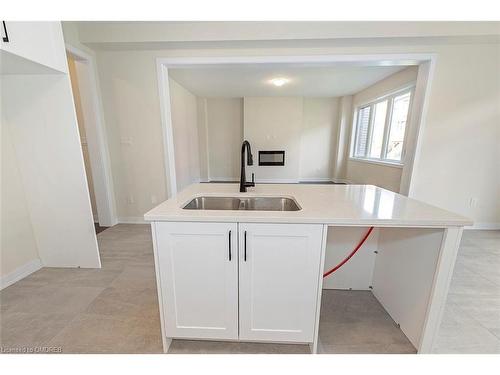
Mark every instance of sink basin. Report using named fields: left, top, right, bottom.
left=183, top=196, right=301, bottom=211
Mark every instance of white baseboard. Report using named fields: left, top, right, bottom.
left=299, top=177, right=333, bottom=182
left=255, top=179, right=300, bottom=184
left=117, top=216, right=147, bottom=224
left=465, top=222, right=500, bottom=230
left=332, top=178, right=351, bottom=184
left=208, top=177, right=238, bottom=182
left=1, top=259, right=42, bottom=290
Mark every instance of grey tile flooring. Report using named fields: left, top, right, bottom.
left=0, top=224, right=163, bottom=354
left=432, top=229, right=500, bottom=353
left=318, top=291, right=416, bottom=354
left=0, top=225, right=498, bottom=354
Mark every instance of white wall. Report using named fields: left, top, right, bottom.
left=202, top=98, right=243, bottom=181
left=168, top=78, right=201, bottom=191
left=90, top=37, right=499, bottom=226
left=2, top=74, right=100, bottom=268
left=244, top=97, right=303, bottom=182
left=345, top=67, right=418, bottom=192
left=300, top=98, right=340, bottom=181
left=1, top=121, right=40, bottom=285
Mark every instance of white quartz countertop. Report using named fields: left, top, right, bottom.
left=144, top=183, right=472, bottom=228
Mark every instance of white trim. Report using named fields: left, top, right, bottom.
left=419, top=226, right=463, bottom=353
left=157, top=64, right=178, bottom=199
left=465, top=222, right=500, bottom=230
left=156, top=54, right=433, bottom=67
left=299, top=177, right=333, bottom=182
left=350, top=86, right=415, bottom=165
left=1, top=259, right=42, bottom=290
left=65, top=43, right=118, bottom=226
left=157, top=53, right=436, bottom=199
left=348, top=157, right=404, bottom=169
left=150, top=222, right=172, bottom=353
left=310, top=225, right=328, bottom=354
left=255, top=178, right=300, bottom=184
left=208, top=177, right=239, bottom=182
left=118, top=216, right=148, bottom=224
left=403, top=60, right=437, bottom=197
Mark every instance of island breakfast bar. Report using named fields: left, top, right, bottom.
left=144, top=183, right=472, bottom=354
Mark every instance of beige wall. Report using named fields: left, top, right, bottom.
left=96, top=51, right=167, bottom=221
left=90, top=39, right=499, bottom=226
left=347, top=160, right=404, bottom=191
left=1, top=123, right=40, bottom=282
left=332, top=95, right=353, bottom=182
left=345, top=67, right=418, bottom=192
left=410, top=44, right=500, bottom=226
left=197, top=96, right=339, bottom=183
left=169, top=79, right=201, bottom=191
left=352, top=66, right=418, bottom=107
left=244, top=97, right=303, bottom=182
left=202, top=98, right=243, bottom=181
left=300, top=98, right=340, bottom=181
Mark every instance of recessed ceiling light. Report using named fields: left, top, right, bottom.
left=269, top=77, right=290, bottom=87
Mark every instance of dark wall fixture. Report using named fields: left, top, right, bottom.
left=258, top=151, right=285, bottom=166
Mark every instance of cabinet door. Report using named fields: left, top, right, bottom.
left=239, top=223, right=324, bottom=343
left=154, top=222, right=238, bottom=340
left=0, top=21, right=67, bottom=73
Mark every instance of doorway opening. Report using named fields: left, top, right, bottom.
left=66, top=45, right=117, bottom=232
left=156, top=54, right=435, bottom=199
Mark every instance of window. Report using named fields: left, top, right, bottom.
left=351, top=88, right=413, bottom=164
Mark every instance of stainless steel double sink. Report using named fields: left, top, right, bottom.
left=183, top=196, right=301, bottom=211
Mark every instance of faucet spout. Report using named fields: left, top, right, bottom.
left=240, top=140, right=255, bottom=193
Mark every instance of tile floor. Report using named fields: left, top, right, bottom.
left=0, top=225, right=498, bottom=354
left=432, top=229, right=500, bottom=353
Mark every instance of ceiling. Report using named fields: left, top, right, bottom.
left=168, top=64, right=408, bottom=97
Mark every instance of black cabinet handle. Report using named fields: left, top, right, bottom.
left=228, top=230, right=232, bottom=261
left=2, top=22, right=9, bottom=43
left=244, top=230, right=247, bottom=261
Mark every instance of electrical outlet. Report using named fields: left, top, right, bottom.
left=151, top=195, right=158, bottom=204
left=120, top=137, right=133, bottom=146
left=127, top=195, right=135, bottom=204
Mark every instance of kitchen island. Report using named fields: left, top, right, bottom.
left=144, top=183, right=471, bottom=354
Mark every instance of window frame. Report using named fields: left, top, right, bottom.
left=349, top=85, right=415, bottom=167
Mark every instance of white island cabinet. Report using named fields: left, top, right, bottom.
left=146, top=183, right=472, bottom=354
left=238, top=223, right=323, bottom=343
left=154, top=222, right=238, bottom=340
left=152, top=221, right=324, bottom=344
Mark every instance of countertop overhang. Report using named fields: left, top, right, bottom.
left=144, top=183, right=472, bottom=228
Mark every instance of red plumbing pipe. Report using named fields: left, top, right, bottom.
left=323, top=226, right=374, bottom=278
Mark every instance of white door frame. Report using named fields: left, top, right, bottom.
left=66, top=44, right=117, bottom=226
left=156, top=53, right=437, bottom=198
